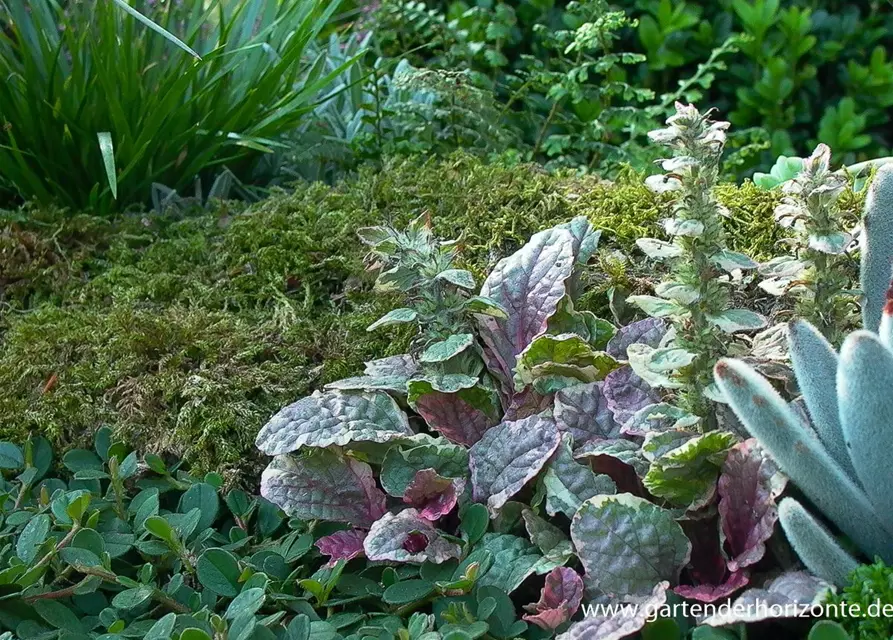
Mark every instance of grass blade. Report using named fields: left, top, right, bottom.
left=111, top=0, right=201, bottom=60
left=97, top=131, right=118, bottom=199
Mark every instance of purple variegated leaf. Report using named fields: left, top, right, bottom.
left=602, top=366, right=660, bottom=426
left=315, top=529, right=367, bottom=567
left=256, top=390, right=412, bottom=455
left=606, top=318, right=668, bottom=359
left=504, top=387, right=554, bottom=421
left=674, top=517, right=749, bottom=603
left=403, top=469, right=464, bottom=521
left=470, top=414, right=562, bottom=514
left=414, top=389, right=497, bottom=446
left=718, top=439, right=788, bottom=572
left=702, top=572, right=832, bottom=626
left=554, top=382, right=621, bottom=445
left=380, top=442, right=468, bottom=497
left=364, top=509, right=462, bottom=564
left=674, top=571, right=749, bottom=602
left=260, top=451, right=386, bottom=527
left=523, top=567, right=584, bottom=630
left=540, top=434, right=616, bottom=518
left=571, top=494, right=690, bottom=599
left=574, top=439, right=648, bottom=496
left=557, top=582, right=669, bottom=640
left=477, top=227, right=576, bottom=393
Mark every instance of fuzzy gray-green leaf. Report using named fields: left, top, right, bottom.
left=571, top=494, right=691, bottom=599
left=256, top=390, right=412, bottom=455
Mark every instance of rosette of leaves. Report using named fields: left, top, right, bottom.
left=255, top=218, right=810, bottom=638
left=757, top=144, right=856, bottom=343
left=628, top=103, right=765, bottom=419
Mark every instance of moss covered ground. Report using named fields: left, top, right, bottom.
left=0, top=154, right=784, bottom=479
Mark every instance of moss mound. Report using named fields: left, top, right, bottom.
left=0, top=154, right=783, bottom=476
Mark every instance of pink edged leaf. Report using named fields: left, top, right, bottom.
left=469, top=414, right=562, bottom=515
left=606, top=318, right=668, bottom=360
left=403, top=469, right=465, bottom=520
left=414, top=389, right=496, bottom=446
left=363, top=509, right=462, bottom=564
left=380, top=442, right=468, bottom=497
left=557, top=581, right=669, bottom=640
left=256, top=390, right=412, bottom=455
left=260, top=451, right=386, bottom=527
left=702, top=572, right=833, bottom=626
left=477, top=227, right=576, bottom=395
left=554, top=382, right=621, bottom=445
left=602, top=366, right=660, bottom=426
left=674, top=570, right=749, bottom=602
left=523, top=567, right=584, bottom=630
left=315, top=529, right=367, bottom=567
left=718, top=439, right=788, bottom=571
left=504, top=387, right=554, bottom=421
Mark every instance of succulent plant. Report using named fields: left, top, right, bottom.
left=714, top=164, right=893, bottom=586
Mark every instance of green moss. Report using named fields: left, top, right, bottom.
left=0, top=153, right=797, bottom=474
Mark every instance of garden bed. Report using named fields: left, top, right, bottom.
left=0, top=154, right=783, bottom=478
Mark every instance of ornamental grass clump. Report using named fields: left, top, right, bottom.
left=627, top=103, right=765, bottom=420
left=0, top=0, right=349, bottom=212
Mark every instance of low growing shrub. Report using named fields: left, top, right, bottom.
left=0, top=431, right=531, bottom=640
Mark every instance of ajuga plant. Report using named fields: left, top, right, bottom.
left=757, top=144, right=856, bottom=342
left=714, top=165, right=893, bottom=587
left=627, top=103, right=765, bottom=421
left=255, top=216, right=834, bottom=638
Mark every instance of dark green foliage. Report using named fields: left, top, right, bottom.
left=0, top=154, right=783, bottom=474
left=826, top=560, right=893, bottom=640
left=0, top=432, right=523, bottom=640
left=370, top=0, right=893, bottom=175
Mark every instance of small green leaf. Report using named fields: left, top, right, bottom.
left=112, top=585, right=154, bottom=610
left=460, top=504, right=489, bottom=545
left=420, top=334, right=475, bottom=363
left=382, top=579, right=435, bottom=604
left=33, top=600, right=84, bottom=632
left=465, top=296, right=509, bottom=318
left=144, top=515, right=176, bottom=545
left=225, top=587, right=266, bottom=619
left=366, top=308, right=418, bottom=332
left=808, top=621, right=851, bottom=640
left=0, top=442, right=24, bottom=469
left=197, top=548, right=242, bottom=597
left=179, top=483, right=220, bottom=532
left=144, top=613, right=177, bottom=640
left=97, top=132, right=117, bottom=200
left=436, top=269, right=476, bottom=289
left=17, top=514, right=51, bottom=563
